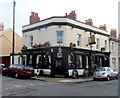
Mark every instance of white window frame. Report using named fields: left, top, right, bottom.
left=105, top=40, right=107, bottom=49
left=56, top=31, right=63, bottom=45
left=96, top=38, right=99, bottom=49
left=29, top=36, right=33, bottom=47
left=111, top=42, right=114, bottom=52
left=119, top=44, right=120, bottom=54
left=77, top=34, right=81, bottom=46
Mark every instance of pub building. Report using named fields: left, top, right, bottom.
left=12, top=11, right=111, bottom=77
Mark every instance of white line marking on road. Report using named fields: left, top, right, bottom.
left=4, top=82, right=60, bottom=90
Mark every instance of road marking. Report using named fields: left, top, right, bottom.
left=4, top=82, right=60, bottom=90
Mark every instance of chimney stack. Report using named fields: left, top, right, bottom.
left=0, top=23, right=4, bottom=31
left=30, top=12, right=40, bottom=24
left=66, top=11, right=77, bottom=20
left=99, top=24, right=106, bottom=30
left=85, top=19, right=93, bottom=25
left=110, top=29, right=117, bottom=37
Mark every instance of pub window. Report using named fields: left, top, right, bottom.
left=43, top=54, right=51, bottom=68
left=77, top=34, right=81, bottom=46
left=68, top=53, right=75, bottom=68
left=76, top=55, right=82, bottom=68
left=22, top=56, right=26, bottom=65
left=100, top=57, right=102, bottom=66
left=29, top=55, right=32, bottom=65
left=18, top=57, right=20, bottom=64
left=56, top=31, right=63, bottom=44
left=36, top=55, right=42, bottom=65
left=36, top=54, right=51, bottom=68
left=86, top=56, right=89, bottom=68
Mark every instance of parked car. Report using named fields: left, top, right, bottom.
left=93, top=67, right=119, bottom=81
left=2, top=64, right=35, bottom=78
left=0, top=64, right=5, bottom=71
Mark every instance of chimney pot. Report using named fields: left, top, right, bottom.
left=66, top=11, right=77, bottom=20
left=99, top=24, right=106, bottom=30
left=31, top=12, right=34, bottom=16
left=0, top=23, right=4, bottom=31
left=30, top=12, right=40, bottom=24
left=85, top=19, right=93, bottom=25
left=110, top=29, right=117, bottom=37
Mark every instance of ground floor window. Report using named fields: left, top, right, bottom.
left=86, top=56, right=89, bottom=68
left=29, top=55, right=32, bottom=65
left=112, top=58, right=116, bottom=69
left=76, top=55, right=82, bottom=68
left=68, top=53, right=75, bottom=68
left=22, top=56, right=26, bottom=65
left=36, top=53, right=51, bottom=68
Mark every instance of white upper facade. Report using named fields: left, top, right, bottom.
left=22, top=16, right=110, bottom=52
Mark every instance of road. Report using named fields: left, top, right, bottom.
left=1, top=75, right=119, bottom=96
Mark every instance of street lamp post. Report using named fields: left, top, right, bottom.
left=12, top=0, right=16, bottom=64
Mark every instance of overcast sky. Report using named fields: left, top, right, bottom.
left=0, top=0, right=119, bottom=36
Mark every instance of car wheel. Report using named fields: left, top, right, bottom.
left=15, top=73, right=19, bottom=79
left=116, top=74, right=119, bottom=79
left=93, top=78, right=97, bottom=81
left=106, top=76, right=110, bottom=81
left=2, top=72, right=6, bottom=76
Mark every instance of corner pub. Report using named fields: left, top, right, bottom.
left=11, top=11, right=111, bottom=77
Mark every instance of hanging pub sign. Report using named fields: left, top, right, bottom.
left=88, top=34, right=96, bottom=45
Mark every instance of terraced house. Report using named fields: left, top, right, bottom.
left=12, top=11, right=119, bottom=77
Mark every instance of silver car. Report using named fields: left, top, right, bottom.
left=93, top=67, right=119, bottom=81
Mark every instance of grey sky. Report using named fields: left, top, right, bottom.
left=0, top=0, right=119, bottom=36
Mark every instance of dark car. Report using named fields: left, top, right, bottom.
left=0, top=64, right=5, bottom=73
left=2, top=64, right=35, bottom=78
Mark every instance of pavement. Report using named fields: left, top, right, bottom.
left=31, top=75, right=93, bottom=83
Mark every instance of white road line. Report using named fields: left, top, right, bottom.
left=4, top=82, right=60, bottom=90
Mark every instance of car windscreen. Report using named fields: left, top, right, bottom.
left=24, top=66, right=34, bottom=71
left=95, top=67, right=106, bottom=71
left=0, top=64, right=5, bottom=67
left=9, top=65, right=14, bottom=69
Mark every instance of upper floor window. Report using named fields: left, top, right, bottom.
left=96, top=38, right=99, bottom=49
left=29, top=36, right=33, bottom=47
left=111, top=42, right=114, bottom=52
left=105, top=40, right=107, bottom=49
left=57, top=31, right=63, bottom=44
left=77, top=34, right=81, bottom=46
left=119, top=44, right=120, bottom=54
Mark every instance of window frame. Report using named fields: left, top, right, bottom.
left=96, top=38, right=100, bottom=49
left=29, top=36, right=33, bottom=47
left=105, top=40, right=107, bottom=49
left=77, top=34, right=81, bottom=46
left=111, top=42, right=114, bottom=52
left=112, top=57, right=116, bottom=69
left=56, top=31, right=63, bottom=45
